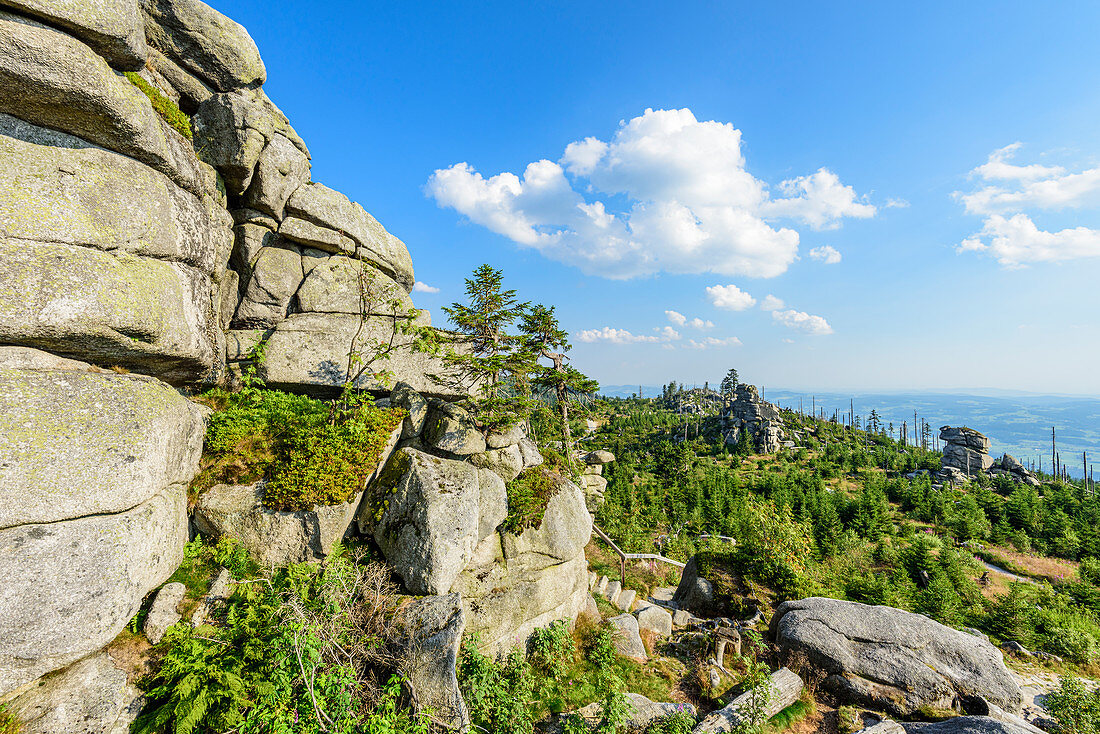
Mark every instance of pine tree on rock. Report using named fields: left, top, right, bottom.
left=720, top=368, right=739, bottom=396
left=437, top=264, right=533, bottom=430
left=520, top=304, right=598, bottom=469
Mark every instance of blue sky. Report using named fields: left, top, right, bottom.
left=226, top=1, right=1100, bottom=394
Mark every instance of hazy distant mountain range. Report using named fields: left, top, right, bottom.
left=598, top=385, right=1100, bottom=478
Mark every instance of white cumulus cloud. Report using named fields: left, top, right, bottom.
left=665, top=310, right=713, bottom=329
left=664, top=310, right=686, bottom=326
left=760, top=294, right=785, bottom=311
left=427, top=108, right=876, bottom=279
left=955, top=144, right=1100, bottom=265
left=576, top=325, right=681, bottom=344
left=686, top=336, right=742, bottom=349
left=808, top=245, right=842, bottom=264
left=706, top=284, right=756, bottom=311
left=412, top=281, right=440, bottom=294
left=772, top=309, right=833, bottom=335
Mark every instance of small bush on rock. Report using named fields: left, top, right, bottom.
left=503, top=469, right=562, bottom=534
left=124, top=72, right=192, bottom=139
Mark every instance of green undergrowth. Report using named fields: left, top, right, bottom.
left=762, top=697, right=815, bottom=734
left=124, top=71, right=192, bottom=140
left=0, top=704, right=22, bottom=734
left=134, top=542, right=428, bottom=734
left=503, top=468, right=563, bottom=534
left=459, top=618, right=683, bottom=734
left=192, top=386, right=405, bottom=511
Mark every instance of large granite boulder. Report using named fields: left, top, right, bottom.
left=0, top=239, right=221, bottom=383
left=243, top=133, right=311, bottom=219
left=940, top=427, right=994, bottom=476
left=286, top=182, right=414, bottom=290
left=501, top=474, right=591, bottom=571
left=0, top=484, right=187, bottom=695
left=296, top=257, right=413, bottom=316
left=607, top=614, right=647, bottom=660
left=401, top=593, right=469, bottom=731
left=470, top=443, right=524, bottom=482
left=192, top=87, right=306, bottom=195
left=0, top=353, right=206, bottom=529
left=0, top=10, right=207, bottom=197
left=424, top=401, right=486, bottom=456
left=4, top=650, right=144, bottom=734
left=0, top=114, right=232, bottom=278
left=259, top=313, right=463, bottom=399
left=672, top=556, right=717, bottom=617
left=232, top=245, right=303, bottom=328
left=365, top=448, right=481, bottom=595
left=573, top=693, right=695, bottom=731
left=140, top=0, right=266, bottom=92
left=0, top=0, right=147, bottom=70
left=391, top=382, right=429, bottom=438
left=771, top=598, right=1022, bottom=716
left=193, top=483, right=363, bottom=567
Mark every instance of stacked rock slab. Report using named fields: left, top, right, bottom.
left=357, top=387, right=592, bottom=656
left=940, top=427, right=995, bottom=476
left=721, top=384, right=785, bottom=453
left=579, top=449, right=615, bottom=510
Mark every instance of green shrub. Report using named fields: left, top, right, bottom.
left=1047, top=676, right=1100, bottom=734
left=457, top=640, right=536, bottom=734
left=503, top=469, right=562, bottom=534
left=265, top=403, right=405, bottom=510
left=0, top=704, right=21, bottom=734
left=1081, top=557, right=1100, bottom=585
left=194, top=387, right=404, bottom=512
left=124, top=71, right=192, bottom=139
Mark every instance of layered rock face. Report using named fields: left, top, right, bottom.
left=721, top=384, right=785, bottom=453
left=0, top=0, right=595, bottom=722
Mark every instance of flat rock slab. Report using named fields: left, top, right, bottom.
left=607, top=613, right=647, bottom=660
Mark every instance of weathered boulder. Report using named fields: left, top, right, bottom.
left=0, top=359, right=205, bottom=529
left=616, top=589, right=637, bottom=612
left=695, top=668, right=803, bottom=734
left=518, top=437, right=544, bottom=468
left=193, top=475, right=381, bottom=567
left=279, top=216, right=356, bottom=253
left=672, top=557, right=717, bottom=617
left=366, top=448, right=480, bottom=595
left=143, top=582, right=185, bottom=645
left=581, top=594, right=600, bottom=622
left=4, top=650, right=144, bottom=734
left=477, top=469, right=508, bottom=541
left=295, top=257, right=413, bottom=316
left=502, top=475, right=591, bottom=571
left=424, top=401, right=486, bottom=456
left=0, top=114, right=232, bottom=277
left=192, top=87, right=306, bottom=195
left=0, top=11, right=207, bottom=197
left=604, top=580, right=623, bottom=605
left=0, top=239, right=221, bottom=383
left=902, top=717, right=1038, bottom=734
left=940, top=427, right=995, bottom=476
left=721, top=384, right=785, bottom=454
left=286, top=182, right=414, bottom=290
left=487, top=424, right=525, bottom=449
left=771, top=597, right=1022, bottom=716
left=146, top=46, right=211, bottom=110
left=141, top=0, right=266, bottom=92
left=0, top=0, right=146, bottom=69
left=585, top=450, right=615, bottom=464
left=573, top=693, right=695, bottom=731
left=471, top=443, right=524, bottom=482
left=607, top=614, right=647, bottom=660
left=259, top=313, right=463, bottom=399
left=401, top=593, right=469, bottom=732
left=232, top=245, right=303, bottom=328
left=454, top=542, right=590, bottom=655
left=391, top=382, right=429, bottom=438
left=0, top=485, right=187, bottom=695
left=636, top=605, right=674, bottom=638
left=243, top=133, right=310, bottom=219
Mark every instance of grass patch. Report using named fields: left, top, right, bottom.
left=764, top=698, right=816, bottom=734
left=124, top=71, right=192, bottom=140
left=503, top=468, right=562, bottom=534
left=0, top=704, right=21, bottom=734
left=191, top=387, right=405, bottom=512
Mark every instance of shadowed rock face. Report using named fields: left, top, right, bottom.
left=771, top=597, right=1023, bottom=716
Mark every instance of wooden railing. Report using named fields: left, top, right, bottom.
left=590, top=525, right=737, bottom=585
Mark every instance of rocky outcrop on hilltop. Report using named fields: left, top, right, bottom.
left=0, top=0, right=593, bottom=725
left=721, top=384, right=785, bottom=453
left=938, top=427, right=1040, bottom=486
